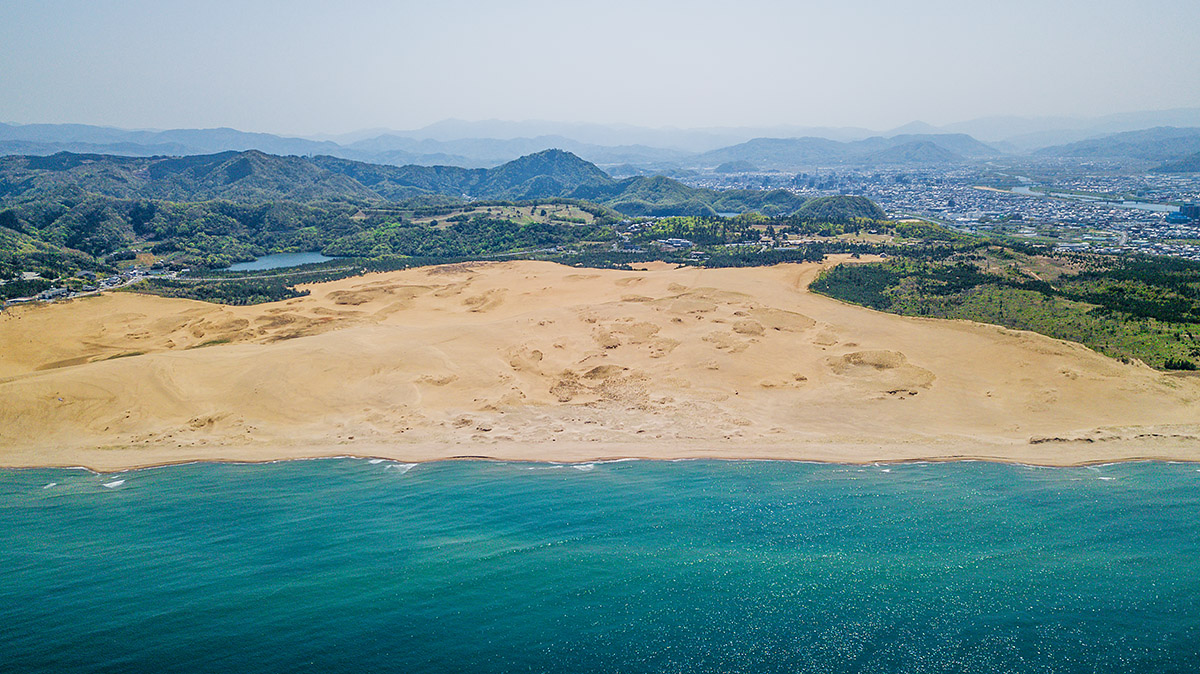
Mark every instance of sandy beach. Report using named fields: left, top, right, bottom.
left=2, top=257, right=1198, bottom=471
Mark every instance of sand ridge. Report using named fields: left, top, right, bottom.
left=2, top=257, right=1199, bottom=471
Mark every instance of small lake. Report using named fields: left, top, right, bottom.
left=227, top=252, right=336, bottom=271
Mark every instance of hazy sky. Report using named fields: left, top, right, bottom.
left=2, top=0, right=1199, bottom=134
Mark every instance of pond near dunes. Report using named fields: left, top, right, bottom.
left=226, top=252, right=336, bottom=271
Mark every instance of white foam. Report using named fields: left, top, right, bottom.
left=43, top=482, right=57, bottom=489
left=384, top=463, right=416, bottom=475
left=1098, top=477, right=1115, bottom=481
left=572, top=464, right=595, bottom=472
left=368, top=459, right=385, bottom=464
left=102, top=480, right=125, bottom=488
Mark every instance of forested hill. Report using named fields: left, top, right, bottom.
left=0, top=148, right=851, bottom=277
left=0, top=148, right=804, bottom=216
left=307, top=149, right=614, bottom=201
left=0, top=151, right=380, bottom=202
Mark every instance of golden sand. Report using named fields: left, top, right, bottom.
left=2, top=257, right=1198, bottom=471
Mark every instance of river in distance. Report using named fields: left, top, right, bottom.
left=2, top=459, right=1199, bottom=673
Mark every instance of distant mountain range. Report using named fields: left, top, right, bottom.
left=4, top=109, right=1200, bottom=172
left=1033, top=127, right=1200, bottom=162
left=694, top=133, right=999, bottom=169
left=940, top=108, right=1200, bottom=149
left=337, top=108, right=1200, bottom=150
left=316, top=119, right=879, bottom=152
left=340, top=134, right=689, bottom=168
left=0, top=122, right=1003, bottom=170
left=0, top=149, right=807, bottom=217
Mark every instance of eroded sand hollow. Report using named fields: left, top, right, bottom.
left=2, top=258, right=1198, bottom=470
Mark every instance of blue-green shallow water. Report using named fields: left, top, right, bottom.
left=2, top=460, right=1200, bottom=673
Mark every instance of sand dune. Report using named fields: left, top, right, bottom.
left=2, top=257, right=1199, bottom=470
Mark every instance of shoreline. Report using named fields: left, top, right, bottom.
left=6, top=437, right=1200, bottom=473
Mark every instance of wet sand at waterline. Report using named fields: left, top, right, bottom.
left=2, top=257, right=1198, bottom=471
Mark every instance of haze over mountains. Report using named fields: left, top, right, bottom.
left=368, top=108, right=1200, bottom=152
left=4, top=107, right=1200, bottom=171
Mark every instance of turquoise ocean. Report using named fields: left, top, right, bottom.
left=2, top=459, right=1199, bottom=672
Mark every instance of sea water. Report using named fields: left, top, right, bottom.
left=2, top=460, right=1199, bottom=673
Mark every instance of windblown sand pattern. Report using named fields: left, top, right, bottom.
left=2, top=257, right=1198, bottom=470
